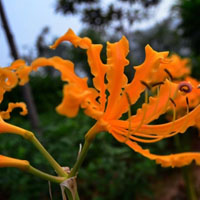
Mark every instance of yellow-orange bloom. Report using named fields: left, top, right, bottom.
left=0, top=66, right=29, bottom=136
left=0, top=155, right=30, bottom=170
left=151, top=54, right=191, bottom=83
left=15, top=29, right=200, bottom=168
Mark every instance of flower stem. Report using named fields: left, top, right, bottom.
left=68, top=122, right=101, bottom=178
left=25, top=131, right=67, bottom=177
left=28, top=165, right=66, bottom=183
left=69, top=139, right=91, bottom=178
left=174, top=135, right=197, bottom=200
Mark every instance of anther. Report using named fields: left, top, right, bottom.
left=140, top=81, right=151, bottom=90
left=124, top=91, right=131, bottom=106
left=152, top=81, right=164, bottom=87
left=169, top=98, right=176, bottom=107
left=164, top=68, right=173, bottom=81
left=178, top=81, right=193, bottom=93
left=186, top=96, right=189, bottom=106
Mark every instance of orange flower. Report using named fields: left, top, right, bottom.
left=174, top=77, right=200, bottom=110
left=151, top=54, right=191, bottom=83
left=0, top=67, right=29, bottom=136
left=0, top=102, right=29, bottom=136
left=19, top=29, right=200, bottom=168
left=0, top=155, right=30, bottom=170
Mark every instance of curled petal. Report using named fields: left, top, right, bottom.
left=56, top=84, right=90, bottom=117
left=51, top=29, right=107, bottom=111
left=111, top=132, right=200, bottom=168
left=151, top=54, right=191, bottom=82
left=16, top=66, right=32, bottom=85
left=31, top=57, right=88, bottom=87
left=50, top=28, right=92, bottom=49
left=87, top=44, right=107, bottom=111
left=8, top=59, right=26, bottom=70
left=104, top=36, right=129, bottom=119
left=0, top=155, right=30, bottom=170
left=130, top=80, right=179, bottom=125
left=56, top=85, right=102, bottom=119
left=108, top=104, right=200, bottom=143
left=110, top=45, right=169, bottom=119
left=133, top=104, right=200, bottom=137
left=0, top=68, right=18, bottom=91
left=0, top=102, right=28, bottom=120
left=0, top=88, right=5, bottom=104
left=7, top=59, right=32, bottom=85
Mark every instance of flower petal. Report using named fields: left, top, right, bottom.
left=151, top=54, right=191, bottom=82
left=133, top=104, right=200, bottom=136
left=0, top=68, right=18, bottom=91
left=6, top=59, right=32, bottom=85
left=87, top=44, right=107, bottom=111
left=51, top=29, right=107, bottom=112
left=110, top=45, right=169, bottom=119
left=111, top=132, right=200, bottom=168
left=0, top=102, right=28, bottom=119
left=50, top=28, right=92, bottom=49
left=31, top=56, right=88, bottom=86
left=56, top=84, right=90, bottom=118
left=104, top=36, right=129, bottom=119
left=130, top=80, right=179, bottom=125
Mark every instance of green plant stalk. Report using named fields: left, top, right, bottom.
left=68, top=123, right=100, bottom=178
left=65, top=123, right=102, bottom=199
left=182, top=166, right=197, bottom=200
left=75, top=191, right=80, bottom=200
left=28, top=165, right=66, bottom=183
left=24, top=131, right=67, bottom=178
left=174, top=135, right=197, bottom=200
left=68, top=139, right=91, bottom=178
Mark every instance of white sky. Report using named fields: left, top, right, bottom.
left=0, top=0, right=176, bottom=66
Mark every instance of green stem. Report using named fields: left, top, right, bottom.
left=183, top=166, right=197, bottom=200
left=69, top=139, right=91, bottom=178
left=24, top=131, right=67, bottom=177
left=174, top=135, right=197, bottom=200
left=68, top=122, right=100, bottom=178
left=28, top=165, right=66, bottom=183
left=75, top=190, right=80, bottom=200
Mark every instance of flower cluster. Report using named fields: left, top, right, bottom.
left=1, top=29, right=200, bottom=173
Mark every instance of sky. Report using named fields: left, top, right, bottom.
left=0, top=0, right=176, bottom=66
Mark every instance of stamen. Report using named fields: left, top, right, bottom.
left=152, top=82, right=164, bottom=88
left=178, top=81, right=193, bottom=93
left=113, top=128, right=164, bottom=143
left=164, top=68, right=173, bottom=81
left=186, top=96, right=189, bottom=114
left=123, top=92, right=132, bottom=143
left=169, top=98, right=176, bottom=107
left=151, top=86, right=160, bottom=117
left=167, top=101, right=176, bottom=135
left=140, top=80, right=151, bottom=90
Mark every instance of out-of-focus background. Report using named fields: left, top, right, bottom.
left=1, top=0, right=200, bottom=199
